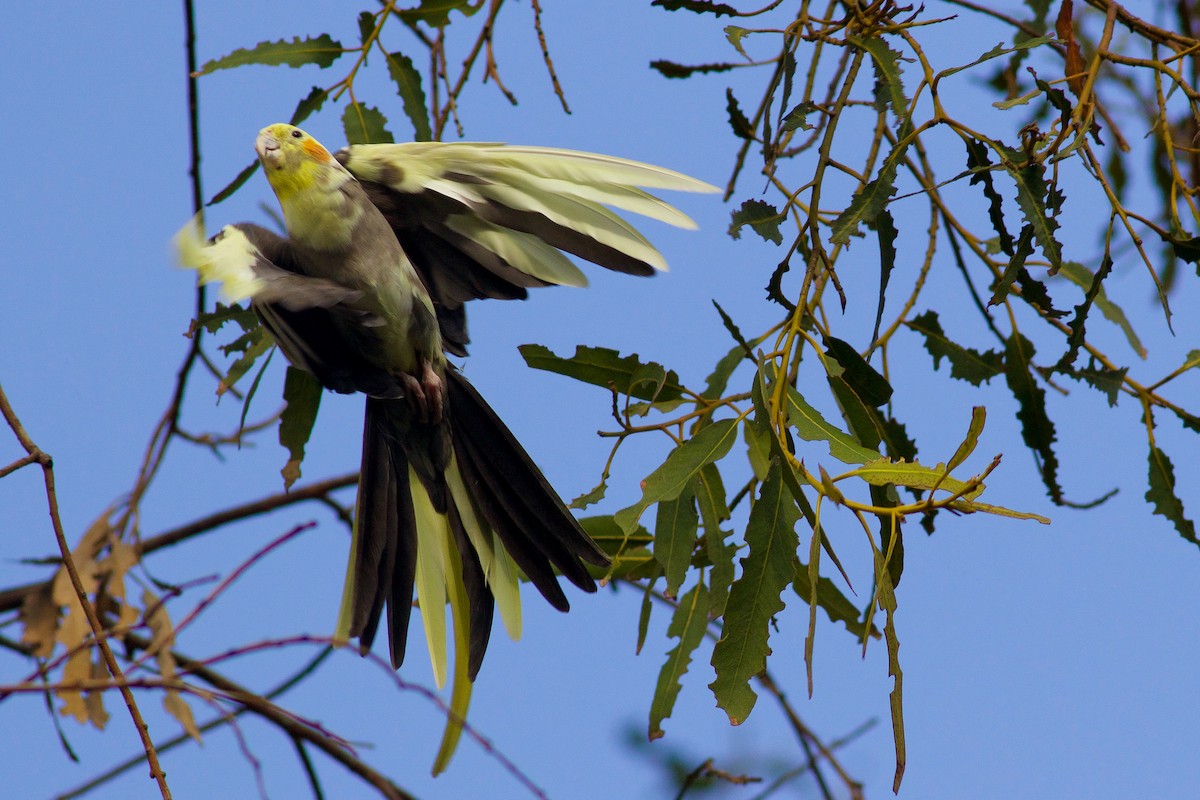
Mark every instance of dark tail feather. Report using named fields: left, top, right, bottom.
left=447, top=502, right=494, bottom=679
left=446, top=370, right=609, bottom=610
left=353, top=398, right=418, bottom=669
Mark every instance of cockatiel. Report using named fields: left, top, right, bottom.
left=177, top=123, right=715, bottom=768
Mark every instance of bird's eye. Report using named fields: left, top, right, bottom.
left=290, top=130, right=303, bottom=139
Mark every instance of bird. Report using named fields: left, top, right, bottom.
left=177, top=123, right=715, bottom=768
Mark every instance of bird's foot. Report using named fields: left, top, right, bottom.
left=399, top=361, right=444, bottom=423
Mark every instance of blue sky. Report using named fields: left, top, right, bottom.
left=3, top=2, right=1200, bottom=798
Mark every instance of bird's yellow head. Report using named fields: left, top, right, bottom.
left=255, top=124, right=338, bottom=201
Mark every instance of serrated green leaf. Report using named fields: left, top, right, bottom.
left=1058, top=261, right=1146, bottom=359
left=709, top=462, right=798, bottom=724
left=569, top=479, right=607, bottom=510
left=792, top=559, right=876, bottom=640
left=519, top=344, right=685, bottom=402
left=1063, top=363, right=1126, bottom=407
left=198, top=303, right=259, bottom=335
left=989, top=224, right=1036, bottom=306
left=650, top=59, right=738, bottom=79
left=723, top=24, right=751, bottom=57
left=615, top=419, right=739, bottom=534
left=357, top=12, right=376, bottom=45
left=656, top=0, right=738, bottom=13
left=1004, top=332, right=1062, bottom=503
left=725, top=88, right=755, bottom=140
left=279, top=366, right=322, bottom=489
left=289, top=86, right=330, bottom=127
left=830, top=140, right=909, bottom=245
left=875, top=541, right=905, bottom=792
left=342, top=103, right=394, bottom=145
left=196, top=34, right=343, bottom=76
left=694, top=464, right=735, bottom=617
left=384, top=51, right=432, bottom=142
left=781, top=102, right=816, bottom=132
left=648, top=582, right=711, bottom=740
left=728, top=199, right=783, bottom=244
left=218, top=327, right=272, bottom=396
left=869, top=209, right=898, bottom=344
left=1010, top=161, right=1062, bottom=270
left=1146, top=445, right=1199, bottom=548
left=906, top=310, right=1004, bottom=386
left=580, top=516, right=656, bottom=580
left=850, top=35, right=906, bottom=120
left=965, top=138, right=1013, bottom=255
left=654, top=485, right=699, bottom=598
left=397, top=0, right=478, bottom=27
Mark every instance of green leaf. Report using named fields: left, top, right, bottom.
left=783, top=383, right=882, bottom=464
left=709, top=461, right=799, bottom=724
left=823, top=337, right=892, bottom=407
left=568, top=479, right=607, bottom=510
left=580, top=516, right=656, bottom=580
left=875, top=541, right=905, bottom=792
left=218, top=328, right=273, bottom=395
left=289, top=86, right=330, bottom=127
left=654, top=485, right=699, bottom=598
left=357, top=11, right=376, bottom=45
left=694, top=464, right=735, bottom=617
left=850, top=35, right=906, bottom=120
left=906, top=310, right=1004, bottom=386
left=792, top=559, right=876, bottom=641
left=279, top=367, right=322, bottom=489
left=342, top=103, right=394, bottom=145
left=397, top=0, right=478, bottom=27
left=519, top=344, right=685, bottom=402
left=936, top=36, right=1055, bottom=81
left=841, top=458, right=983, bottom=500
left=965, top=138, right=1013, bottom=255
left=1058, top=261, right=1146, bottom=359
left=1063, top=363, right=1127, bottom=407
left=869, top=209, right=898, bottom=344
left=207, top=161, right=260, bottom=207
left=1146, top=446, right=1199, bottom=548
left=615, top=419, right=739, bottom=533
left=989, top=224, right=1036, bottom=306
left=1004, top=332, right=1062, bottom=503
left=830, top=140, right=910, bottom=245
left=653, top=0, right=738, bottom=16
left=1010, top=160, right=1063, bottom=270
left=744, top=419, right=772, bottom=481
left=384, top=51, right=432, bottom=142
left=781, top=102, right=816, bottom=132
left=946, top=406, right=987, bottom=474
left=198, top=302, right=259, bottom=335
left=725, top=88, right=755, bottom=140
left=723, top=24, right=751, bottom=57
left=650, top=60, right=737, bottom=79
left=195, top=34, right=343, bottom=76
left=648, top=582, right=711, bottom=740
left=728, top=199, right=783, bottom=245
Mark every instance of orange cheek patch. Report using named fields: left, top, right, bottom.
left=302, top=138, right=332, bottom=163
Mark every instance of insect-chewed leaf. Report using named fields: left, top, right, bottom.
left=195, top=34, right=343, bottom=76
left=569, top=479, right=608, bottom=510
left=650, top=60, right=737, bottom=79
left=198, top=303, right=259, bottom=335
left=649, top=582, right=711, bottom=740
left=936, top=36, right=1055, bottom=81
left=1057, top=261, right=1146, bottom=359
left=615, top=420, right=739, bottom=534
left=1010, top=160, right=1063, bottom=271
left=342, top=103, right=394, bottom=145
left=725, top=88, right=755, bottom=140
left=728, top=199, right=783, bottom=244
left=709, top=461, right=798, bottom=725
left=279, top=366, right=322, bottom=490
left=519, top=344, right=686, bottom=402
left=965, top=138, right=1013, bottom=255
left=1004, top=332, right=1063, bottom=503
left=781, top=102, right=816, bottom=132
left=906, top=310, right=1004, bottom=386
left=1146, top=445, right=1199, bottom=548
left=385, top=51, right=432, bottom=142
left=397, top=0, right=479, bottom=26
left=654, top=485, right=699, bottom=598
left=653, top=0, right=739, bottom=16
left=830, top=141, right=909, bottom=245
left=218, top=326, right=273, bottom=396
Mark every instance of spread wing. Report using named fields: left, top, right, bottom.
left=176, top=219, right=401, bottom=397
left=335, top=142, right=718, bottom=355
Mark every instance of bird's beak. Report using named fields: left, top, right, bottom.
left=256, top=130, right=281, bottom=164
